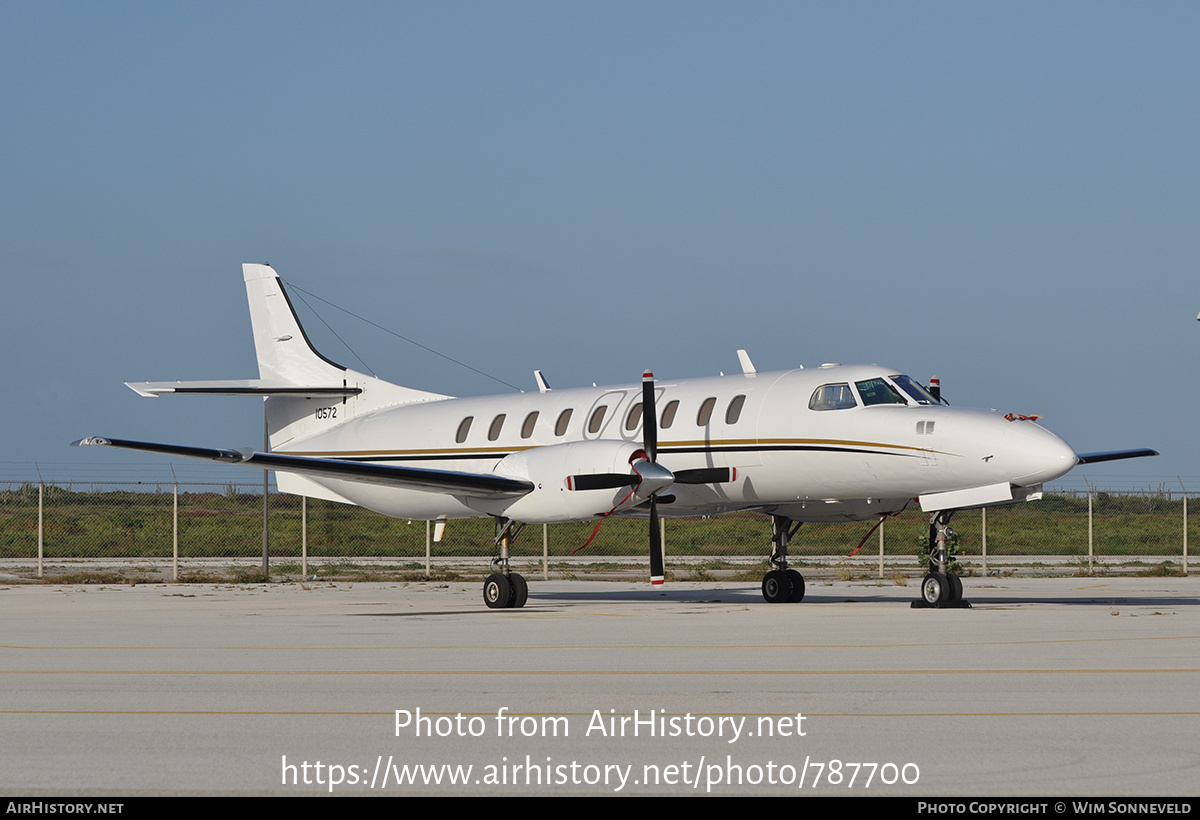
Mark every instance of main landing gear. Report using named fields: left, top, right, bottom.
left=762, top=515, right=806, bottom=604
left=913, top=509, right=969, bottom=609
left=484, top=517, right=528, bottom=609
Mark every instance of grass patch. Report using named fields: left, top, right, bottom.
left=1137, top=561, right=1187, bottom=577
left=42, top=571, right=157, bottom=585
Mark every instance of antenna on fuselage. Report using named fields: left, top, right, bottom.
left=737, top=349, right=757, bottom=376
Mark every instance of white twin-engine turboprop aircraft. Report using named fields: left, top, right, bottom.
left=77, top=264, right=1157, bottom=609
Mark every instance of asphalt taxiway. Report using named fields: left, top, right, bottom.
left=1, top=576, right=1197, bottom=795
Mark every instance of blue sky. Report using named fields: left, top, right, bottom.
left=2, top=2, right=1196, bottom=490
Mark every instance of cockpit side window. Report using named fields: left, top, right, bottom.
left=809, top=383, right=857, bottom=411
left=855, top=378, right=907, bottom=406
left=889, top=374, right=938, bottom=405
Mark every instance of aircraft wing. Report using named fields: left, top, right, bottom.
left=71, top=437, right=534, bottom=498
left=1075, top=449, right=1159, bottom=465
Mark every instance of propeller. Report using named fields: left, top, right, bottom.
left=643, top=371, right=665, bottom=585
left=565, top=370, right=738, bottom=585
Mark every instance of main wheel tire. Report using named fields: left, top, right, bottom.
left=510, top=573, right=528, bottom=608
left=762, top=570, right=793, bottom=603
left=484, top=573, right=512, bottom=609
left=785, top=569, right=806, bottom=603
left=947, top=572, right=963, bottom=603
left=921, top=572, right=947, bottom=606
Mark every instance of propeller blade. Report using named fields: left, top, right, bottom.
left=648, top=495, right=664, bottom=585
left=568, top=473, right=640, bottom=491
left=674, top=467, right=735, bottom=485
left=642, top=370, right=657, bottom=463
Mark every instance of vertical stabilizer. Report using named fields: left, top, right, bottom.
left=124, top=263, right=452, bottom=502
left=243, top=263, right=349, bottom=386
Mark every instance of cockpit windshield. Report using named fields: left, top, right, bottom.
left=855, top=378, right=907, bottom=406
left=889, top=374, right=939, bottom=405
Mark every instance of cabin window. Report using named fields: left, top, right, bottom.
left=625, top=402, right=643, bottom=431
left=809, top=384, right=857, bottom=411
left=488, top=414, right=506, bottom=441
left=455, top=416, right=473, bottom=443
left=725, top=394, right=746, bottom=424
left=855, top=378, right=907, bottom=406
left=521, top=411, right=539, bottom=439
left=588, top=405, right=608, bottom=434
left=660, top=399, right=680, bottom=429
left=696, top=397, right=716, bottom=426
left=555, top=408, right=573, bottom=437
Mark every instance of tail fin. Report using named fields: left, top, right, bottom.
left=125, top=263, right=450, bottom=502
left=243, top=263, right=352, bottom=386
left=126, top=262, right=448, bottom=426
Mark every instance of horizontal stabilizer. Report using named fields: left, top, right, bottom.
left=1075, top=449, right=1159, bottom=465
left=126, top=380, right=362, bottom=398
left=72, top=437, right=533, bottom=498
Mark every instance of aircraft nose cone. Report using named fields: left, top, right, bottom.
left=1007, top=422, right=1078, bottom=485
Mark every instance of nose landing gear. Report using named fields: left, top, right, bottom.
left=913, top=510, right=970, bottom=609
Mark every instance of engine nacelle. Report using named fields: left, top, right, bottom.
left=467, top=440, right=644, bottom=522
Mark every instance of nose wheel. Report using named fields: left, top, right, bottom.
left=917, top=570, right=964, bottom=606
left=913, top=510, right=970, bottom=608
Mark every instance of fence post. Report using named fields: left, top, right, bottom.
left=543, top=523, right=549, bottom=581
left=1182, top=480, right=1189, bottom=575
left=261, top=414, right=269, bottom=575
left=1088, top=491, right=1094, bottom=574
left=172, top=472, right=179, bottom=583
left=878, top=518, right=884, bottom=578
left=425, top=519, right=431, bottom=579
left=302, top=496, right=308, bottom=577
left=981, top=507, right=987, bottom=575
left=34, top=461, right=42, bottom=583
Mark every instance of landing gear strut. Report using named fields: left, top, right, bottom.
left=762, top=515, right=806, bottom=603
left=913, top=509, right=969, bottom=609
left=484, top=517, right=528, bottom=609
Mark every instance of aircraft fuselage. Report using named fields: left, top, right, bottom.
left=269, top=364, right=1078, bottom=524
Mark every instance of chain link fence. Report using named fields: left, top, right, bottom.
left=0, top=479, right=1191, bottom=581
